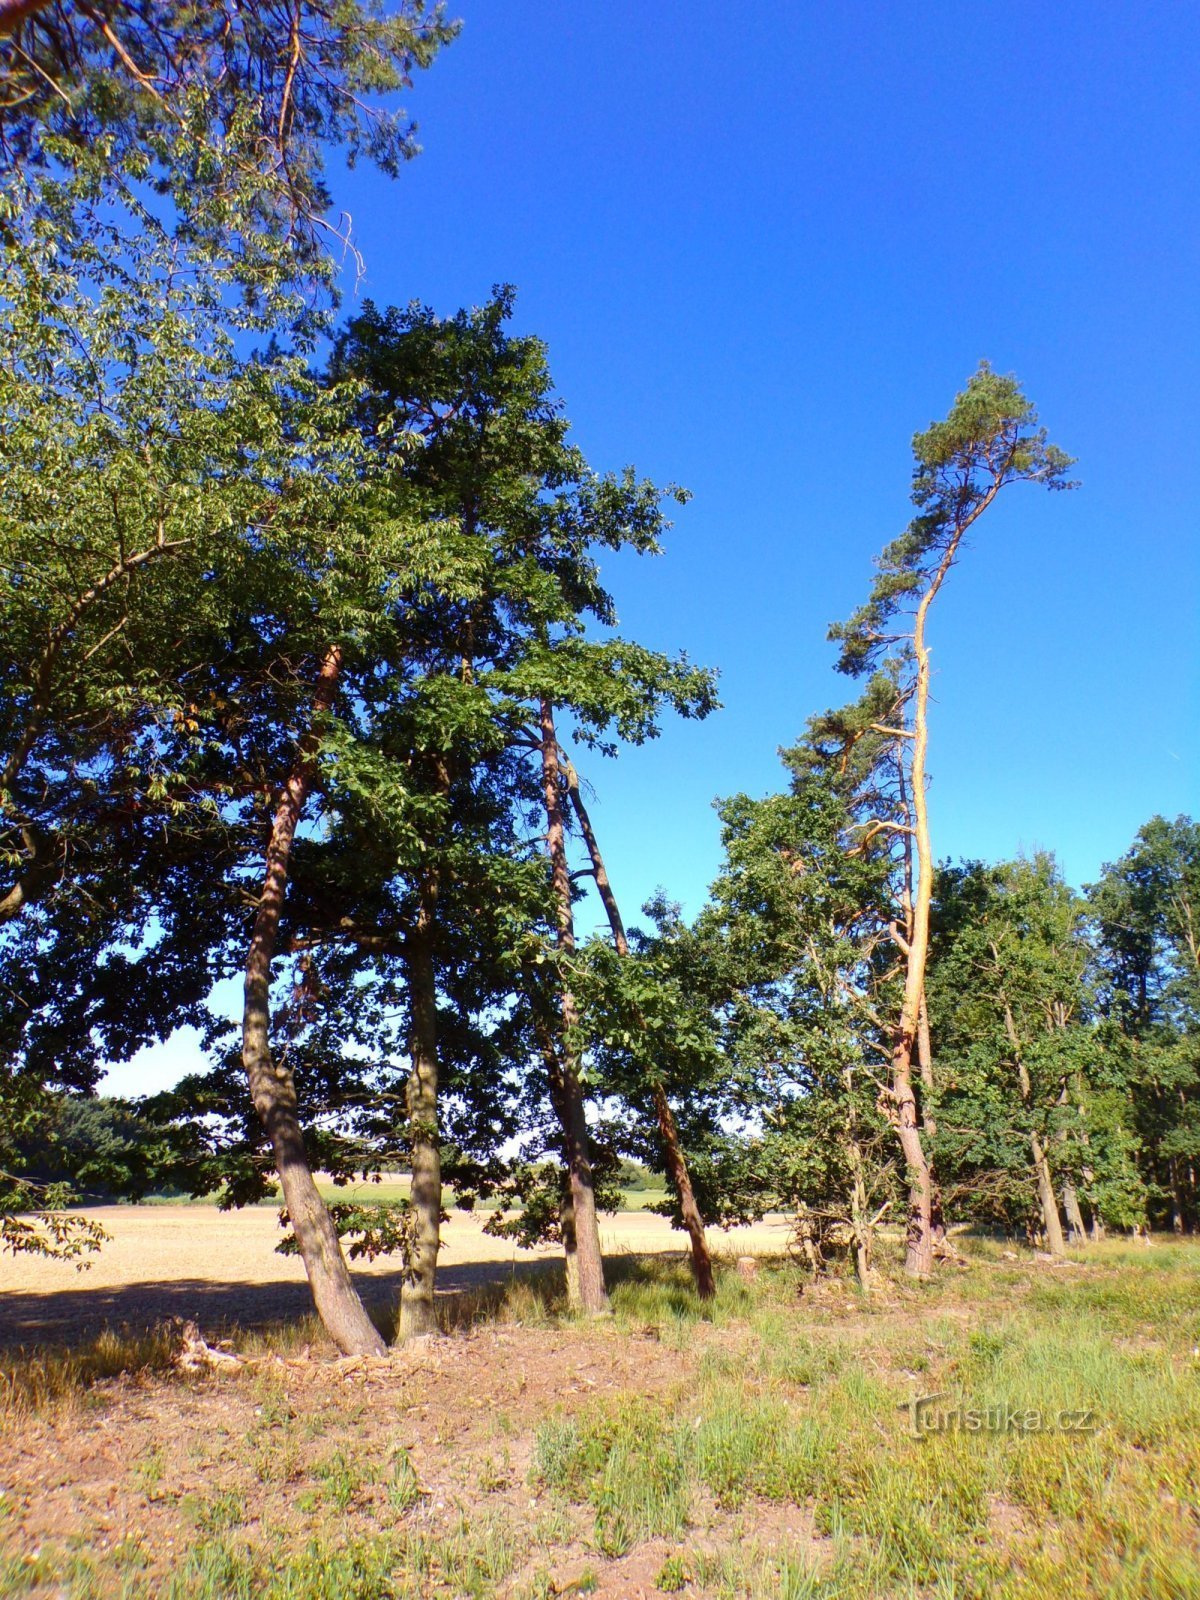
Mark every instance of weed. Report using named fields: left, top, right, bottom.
left=387, top=1449, right=422, bottom=1514
left=657, top=1551, right=690, bottom=1591
left=313, top=1447, right=375, bottom=1511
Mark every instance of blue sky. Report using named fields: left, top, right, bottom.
left=107, top=0, right=1199, bottom=1091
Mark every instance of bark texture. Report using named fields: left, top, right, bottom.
left=398, top=867, right=443, bottom=1340
left=242, top=646, right=386, bottom=1357
left=539, top=697, right=608, bottom=1314
left=1062, top=1180, right=1086, bottom=1241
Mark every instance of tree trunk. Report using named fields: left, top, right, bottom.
left=1001, top=998, right=1065, bottom=1258
left=538, top=697, right=608, bottom=1314
left=555, top=1041, right=609, bottom=1313
left=559, top=1176, right=581, bottom=1310
left=1168, top=1141, right=1187, bottom=1233
left=653, top=1089, right=716, bottom=1299
left=562, top=754, right=716, bottom=1300
left=529, top=1003, right=584, bottom=1310
left=892, top=559, right=952, bottom=1278
left=848, top=1135, right=874, bottom=1293
left=893, top=1068, right=934, bottom=1276
left=1062, top=1180, right=1086, bottom=1242
left=242, top=646, right=386, bottom=1358
left=1083, top=1162, right=1105, bottom=1242
left=1031, top=1131, right=1066, bottom=1256
left=398, top=869, right=442, bottom=1340
left=916, top=993, right=948, bottom=1245
left=0, top=825, right=58, bottom=925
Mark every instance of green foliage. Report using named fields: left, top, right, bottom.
left=0, top=1189, right=107, bottom=1264
left=926, top=853, right=1142, bottom=1230
left=1089, top=817, right=1200, bottom=1229
left=277, top=1198, right=420, bottom=1267
left=829, top=362, right=1075, bottom=678
left=1, top=1, right=456, bottom=296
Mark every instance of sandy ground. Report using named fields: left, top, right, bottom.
left=0, top=1205, right=793, bottom=1346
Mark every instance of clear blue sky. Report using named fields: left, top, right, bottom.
left=107, top=0, right=1199, bottom=1091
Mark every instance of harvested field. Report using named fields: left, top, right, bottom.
left=0, top=1205, right=792, bottom=1348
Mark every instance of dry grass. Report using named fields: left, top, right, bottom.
left=1, top=1231, right=1198, bottom=1598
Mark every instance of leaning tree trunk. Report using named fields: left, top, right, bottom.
left=1002, top=998, right=1065, bottom=1258
left=562, top=754, right=715, bottom=1299
left=398, top=866, right=443, bottom=1340
left=538, top=697, right=608, bottom=1314
left=242, top=646, right=386, bottom=1358
left=1062, top=1179, right=1087, bottom=1242
left=890, top=558, right=953, bottom=1278
left=1031, top=1130, right=1066, bottom=1255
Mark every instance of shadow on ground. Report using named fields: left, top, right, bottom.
left=0, top=1255, right=575, bottom=1349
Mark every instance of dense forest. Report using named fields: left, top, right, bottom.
left=1, top=1, right=1197, bottom=1367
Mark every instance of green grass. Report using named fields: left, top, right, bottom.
left=4, top=1241, right=1200, bottom=1597
left=527, top=1246, right=1200, bottom=1599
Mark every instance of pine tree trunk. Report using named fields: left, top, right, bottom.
left=893, top=566, right=948, bottom=1278
left=242, top=646, right=386, bottom=1358
left=538, top=697, right=608, bottom=1314
left=398, top=870, right=442, bottom=1340
left=894, top=1062, right=934, bottom=1276
left=917, top=995, right=948, bottom=1246
left=562, top=755, right=716, bottom=1299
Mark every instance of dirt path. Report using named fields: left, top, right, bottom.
left=0, top=1206, right=792, bottom=1346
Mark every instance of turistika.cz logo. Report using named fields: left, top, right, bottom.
left=899, top=1392, right=1098, bottom=1439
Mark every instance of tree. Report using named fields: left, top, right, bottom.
left=0, top=200, right=368, bottom=1263
left=677, top=741, right=904, bottom=1291
left=1089, top=817, right=1200, bottom=1231
left=0, top=0, right=453, bottom=1267
left=828, top=364, right=1074, bottom=1273
left=561, top=751, right=715, bottom=1298
left=126, top=292, right=714, bottom=1346
left=324, top=292, right=715, bottom=1323
left=1, top=1, right=455, bottom=282
left=925, top=855, right=1136, bottom=1248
